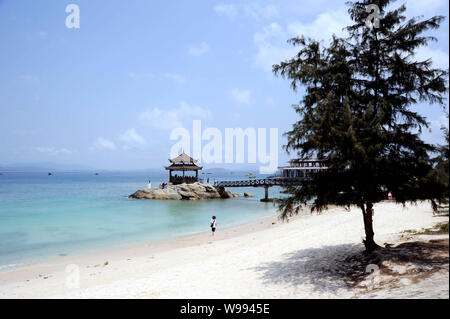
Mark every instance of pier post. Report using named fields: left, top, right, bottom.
left=260, top=185, right=272, bottom=202
left=260, top=185, right=275, bottom=202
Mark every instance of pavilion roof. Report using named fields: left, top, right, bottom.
left=165, top=163, right=202, bottom=171
left=169, top=152, right=198, bottom=164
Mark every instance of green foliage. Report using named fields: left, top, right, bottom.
left=431, top=115, right=449, bottom=204
left=403, top=222, right=449, bottom=235
left=273, top=0, right=448, bottom=220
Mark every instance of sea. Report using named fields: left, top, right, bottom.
left=0, top=170, right=283, bottom=272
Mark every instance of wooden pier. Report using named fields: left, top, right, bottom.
left=214, top=177, right=310, bottom=202
left=214, top=159, right=325, bottom=201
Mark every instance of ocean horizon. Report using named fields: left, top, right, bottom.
left=0, top=170, right=281, bottom=271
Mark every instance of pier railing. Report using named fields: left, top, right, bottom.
left=214, top=177, right=310, bottom=188
left=214, top=177, right=311, bottom=201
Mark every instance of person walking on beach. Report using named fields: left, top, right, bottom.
left=210, top=216, right=217, bottom=236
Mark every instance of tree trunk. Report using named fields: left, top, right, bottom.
left=360, top=202, right=379, bottom=253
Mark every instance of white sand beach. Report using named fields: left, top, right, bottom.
left=0, top=201, right=448, bottom=299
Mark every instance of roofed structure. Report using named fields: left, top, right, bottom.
left=165, top=152, right=202, bottom=184
left=279, top=158, right=328, bottom=178
left=169, top=152, right=199, bottom=164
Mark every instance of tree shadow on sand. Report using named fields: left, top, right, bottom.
left=252, top=239, right=449, bottom=295
left=252, top=243, right=365, bottom=294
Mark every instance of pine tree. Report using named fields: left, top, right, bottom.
left=432, top=115, right=449, bottom=206
left=273, top=0, right=448, bottom=252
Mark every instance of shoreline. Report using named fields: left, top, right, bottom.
left=0, top=201, right=448, bottom=298
left=0, top=196, right=279, bottom=275
left=0, top=210, right=282, bottom=288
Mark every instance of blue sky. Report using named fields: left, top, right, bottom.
left=0, top=0, right=448, bottom=170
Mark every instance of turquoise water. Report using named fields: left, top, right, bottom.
left=0, top=171, right=281, bottom=270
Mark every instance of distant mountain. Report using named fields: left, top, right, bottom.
left=0, top=163, right=263, bottom=174
left=0, top=162, right=93, bottom=172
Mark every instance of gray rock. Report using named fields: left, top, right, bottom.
left=129, top=182, right=229, bottom=200
left=215, top=186, right=234, bottom=199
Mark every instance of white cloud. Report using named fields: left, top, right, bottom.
left=415, top=46, right=449, bottom=70
left=164, top=72, right=185, bottom=84
left=252, top=9, right=350, bottom=72
left=187, top=42, right=211, bottom=56
left=231, top=88, right=252, bottom=104
left=247, top=1, right=448, bottom=75
left=214, top=4, right=238, bottom=19
left=287, top=9, right=350, bottom=41
left=252, top=23, right=297, bottom=72
left=214, top=3, right=279, bottom=20
left=139, top=101, right=211, bottom=130
left=421, top=112, right=449, bottom=145
left=119, top=128, right=146, bottom=146
left=405, top=0, right=448, bottom=15
left=243, top=3, right=279, bottom=20
left=90, top=137, right=117, bottom=151
left=35, top=147, right=72, bottom=155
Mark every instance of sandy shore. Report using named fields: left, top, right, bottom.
left=0, top=201, right=448, bottom=298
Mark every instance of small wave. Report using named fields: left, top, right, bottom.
left=0, top=263, right=19, bottom=272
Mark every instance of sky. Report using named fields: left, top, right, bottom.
left=0, top=0, right=448, bottom=171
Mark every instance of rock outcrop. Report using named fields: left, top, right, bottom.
left=214, top=186, right=233, bottom=199
left=244, top=192, right=255, bottom=198
left=129, top=183, right=234, bottom=200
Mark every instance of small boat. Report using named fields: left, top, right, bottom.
left=48, top=173, right=52, bottom=176
left=95, top=173, right=99, bottom=175
left=246, top=173, right=256, bottom=178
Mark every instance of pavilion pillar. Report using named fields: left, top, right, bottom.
left=264, top=185, right=269, bottom=201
